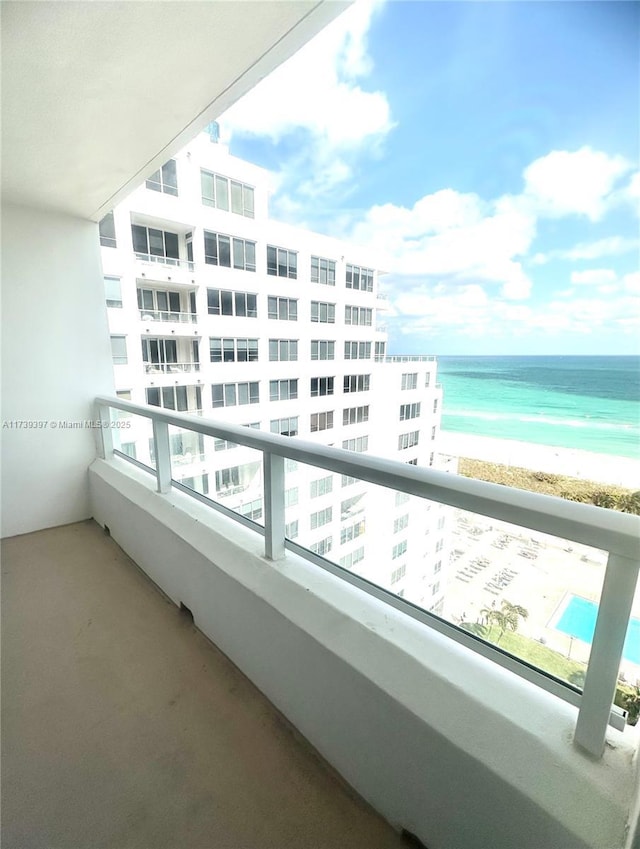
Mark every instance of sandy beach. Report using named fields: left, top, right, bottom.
left=438, top=431, right=640, bottom=490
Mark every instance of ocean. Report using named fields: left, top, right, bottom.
left=436, top=356, right=640, bottom=459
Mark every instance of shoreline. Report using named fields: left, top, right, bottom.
left=438, top=431, right=640, bottom=490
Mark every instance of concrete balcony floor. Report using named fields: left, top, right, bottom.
left=2, top=520, right=406, bottom=849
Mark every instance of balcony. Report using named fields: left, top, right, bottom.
left=375, top=355, right=437, bottom=363
left=143, top=362, right=200, bottom=375
left=139, top=309, right=197, bottom=324
left=134, top=251, right=194, bottom=272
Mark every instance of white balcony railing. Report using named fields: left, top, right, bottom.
left=135, top=252, right=195, bottom=272
left=139, top=310, right=197, bottom=324
left=375, top=355, right=437, bottom=363
left=95, top=396, right=640, bottom=760
left=143, top=362, right=200, bottom=374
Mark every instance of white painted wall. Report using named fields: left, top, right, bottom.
left=90, top=457, right=638, bottom=849
left=1, top=204, right=115, bottom=537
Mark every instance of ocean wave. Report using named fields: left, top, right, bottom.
left=443, top=409, right=639, bottom=432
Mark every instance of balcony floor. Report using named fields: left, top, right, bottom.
left=2, top=520, right=406, bottom=849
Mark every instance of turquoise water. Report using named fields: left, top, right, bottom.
left=555, top=596, right=640, bottom=665
left=437, top=356, right=640, bottom=459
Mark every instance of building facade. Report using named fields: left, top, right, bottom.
left=100, top=128, right=450, bottom=614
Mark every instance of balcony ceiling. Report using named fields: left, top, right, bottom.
left=1, top=1, right=347, bottom=221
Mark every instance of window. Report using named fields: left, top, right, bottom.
left=210, top=338, right=258, bottom=363
left=311, top=256, right=336, bottom=285
left=342, top=405, right=369, bottom=426
left=400, top=403, right=421, bottom=421
left=311, top=340, right=335, bottom=360
left=401, top=372, right=418, bottom=391
left=437, top=516, right=446, bottom=530
left=239, top=499, right=263, bottom=521
left=392, top=541, right=407, bottom=561
left=204, top=231, right=256, bottom=271
left=212, top=382, right=259, bottom=408
left=344, top=306, right=372, bottom=326
left=215, top=466, right=241, bottom=492
left=311, top=376, right=334, bottom=397
left=120, top=442, right=137, bottom=460
left=284, top=487, right=299, bottom=508
left=271, top=417, right=298, bottom=437
left=131, top=224, right=179, bottom=261
left=214, top=437, right=237, bottom=452
left=433, top=399, right=438, bottom=413
left=99, top=211, right=116, bottom=248
left=285, top=520, right=299, bottom=540
left=270, top=379, right=298, bottom=402
left=146, top=159, right=178, bottom=196
left=311, top=507, right=332, bottom=530
left=395, top=491, right=410, bottom=507
left=340, top=520, right=365, bottom=545
left=311, top=476, right=333, bottom=498
left=435, top=539, right=444, bottom=553
left=341, top=475, right=357, bottom=488
left=310, top=411, right=334, bottom=432
left=340, top=547, right=364, bottom=570
left=346, top=264, right=374, bottom=292
left=201, top=170, right=254, bottom=217
left=310, top=537, right=332, bottom=556
left=398, top=431, right=420, bottom=450
left=425, top=373, right=431, bottom=388
left=207, top=289, right=257, bottom=318
left=343, top=374, right=370, bottom=393
left=181, top=474, right=209, bottom=495
left=267, top=245, right=297, bottom=279
left=391, top=564, right=406, bottom=584
left=141, top=338, right=180, bottom=369
left=432, top=426, right=437, bottom=440
left=434, top=560, right=442, bottom=574
left=285, top=458, right=298, bottom=472
left=104, top=276, right=122, bottom=308
left=268, top=297, right=297, bottom=321
left=138, top=288, right=184, bottom=318
left=432, top=582, right=441, bottom=596
left=394, top=514, right=409, bottom=534
left=269, top=339, right=298, bottom=361
left=406, top=458, right=418, bottom=465
left=430, top=452, right=435, bottom=466
left=344, top=341, right=371, bottom=360
left=342, top=436, right=368, bottom=453
left=146, top=386, right=196, bottom=412
left=375, top=341, right=386, bottom=359
left=110, top=335, right=127, bottom=365
left=311, top=301, right=335, bottom=323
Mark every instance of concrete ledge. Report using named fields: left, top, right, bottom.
left=90, top=457, right=639, bottom=849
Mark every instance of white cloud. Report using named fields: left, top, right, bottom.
left=623, top=271, right=640, bottom=294
left=570, top=268, right=617, bottom=286
left=523, top=147, right=632, bottom=221
left=531, top=236, right=640, bottom=265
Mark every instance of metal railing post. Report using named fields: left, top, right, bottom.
left=95, top=402, right=114, bottom=459
left=574, top=553, right=640, bottom=757
left=263, top=452, right=285, bottom=560
left=153, top=419, right=172, bottom=494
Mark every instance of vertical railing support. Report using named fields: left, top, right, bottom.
left=95, top=402, right=114, bottom=459
left=574, top=553, right=639, bottom=757
left=153, top=419, right=172, bottom=494
left=263, top=452, right=285, bottom=560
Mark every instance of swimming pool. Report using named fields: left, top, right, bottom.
left=555, top=595, right=640, bottom=665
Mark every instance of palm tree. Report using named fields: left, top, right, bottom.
left=481, top=600, right=529, bottom=644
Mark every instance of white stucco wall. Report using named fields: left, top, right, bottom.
left=1, top=204, right=115, bottom=537
left=90, top=457, right=639, bottom=849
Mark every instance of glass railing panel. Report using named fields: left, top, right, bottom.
left=111, top=410, right=156, bottom=471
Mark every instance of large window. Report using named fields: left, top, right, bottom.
left=131, top=225, right=179, bottom=261
left=138, top=288, right=186, bottom=319
left=311, top=476, right=333, bottom=498
left=212, top=382, right=259, bottom=408
left=398, top=430, right=420, bottom=450
left=310, top=411, right=334, bottom=432
left=343, top=374, right=370, bottom=393
left=207, top=289, right=257, bottom=317
left=311, top=340, right=335, bottom=360
left=311, top=301, right=335, bottom=323
left=311, top=256, right=336, bottom=286
left=344, top=341, right=372, bottom=360
left=104, top=276, right=122, bottom=308
left=346, top=264, right=374, bottom=292
left=201, top=170, right=254, bottom=218
left=340, top=520, right=365, bottom=545
left=401, top=372, right=418, bottom=391
left=110, top=335, right=127, bottom=365
left=210, top=338, right=258, bottom=363
left=99, top=211, right=116, bottom=248
left=270, top=379, right=298, bottom=402
left=342, top=436, right=368, bottom=453
left=343, top=405, right=369, bottom=426
left=269, top=339, right=298, bottom=361
left=204, top=231, right=256, bottom=271
left=146, top=159, right=178, bottom=196
left=344, top=306, right=372, bottom=326
left=268, top=297, right=297, bottom=321
left=310, top=537, right=332, bottom=556
left=394, top=514, right=409, bottom=534
left=270, top=417, right=299, bottom=437
left=310, top=507, right=332, bottom=530
left=340, top=547, right=364, bottom=570
left=311, top=376, right=334, bottom=397
left=392, top=541, right=408, bottom=561
left=391, top=563, right=406, bottom=583
left=400, top=402, right=421, bottom=421
left=146, top=385, right=200, bottom=412
left=267, top=245, right=297, bottom=279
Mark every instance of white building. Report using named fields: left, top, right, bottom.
left=100, top=128, right=450, bottom=613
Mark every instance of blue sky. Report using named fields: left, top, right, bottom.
left=221, top=1, right=639, bottom=355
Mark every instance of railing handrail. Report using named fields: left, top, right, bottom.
left=139, top=309, right=197, bottom=323
left=375, top=355, right=437, bottom=363
left=135, top=252, right=194, bottom=271
left=95, top=396, right=639, bottom=559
